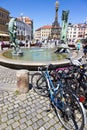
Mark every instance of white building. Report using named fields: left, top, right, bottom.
left=17, top=16, right=33, bottom=40
left=67, top=23, right=86, bottom=42
left=16, top=19, right=31, bottom=42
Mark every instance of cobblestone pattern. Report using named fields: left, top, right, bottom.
left=0, top=65, right=87, bottom=130
left=0, top=90, right=65, bottom=130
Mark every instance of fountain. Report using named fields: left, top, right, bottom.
left=0, top=1, right=81, bottom=70
left=1, top=47, right=69, bottom=70
left=55, top=10, right=70, bottom=53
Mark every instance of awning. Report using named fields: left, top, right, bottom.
left=0, top=34, right=9, bottom=37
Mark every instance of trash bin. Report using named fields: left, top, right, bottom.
left=16, top=69, right=29, bottom=94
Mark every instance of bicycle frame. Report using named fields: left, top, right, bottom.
left=40, top=67, right=65, bottom=110
left=37, top=65, right=86, bottom=129
left=45, top=68, right=86, bottom=125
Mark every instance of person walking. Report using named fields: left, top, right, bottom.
left=77, top=40, right=81, bottom=51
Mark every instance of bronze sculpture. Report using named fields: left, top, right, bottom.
left=8, top=18, right=23, bottom=55
left=61, top=10, right=69, bottom=43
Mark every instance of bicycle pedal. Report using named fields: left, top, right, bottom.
left=45, top=108, right=51, bottom=112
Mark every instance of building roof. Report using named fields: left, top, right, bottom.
left=17, top=16, right=32, bottom=24
left=41, top=25, right=52, bottom=29
left=36, top=25, right=52, bottom=31
left=0, top=7, right=10, bottom=14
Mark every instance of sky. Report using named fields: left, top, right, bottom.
left=0, top=0, right=87, bottom=31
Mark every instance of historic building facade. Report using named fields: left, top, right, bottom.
left=67, top=23, right=87, bottom=42
left=34, top=25, right=52, bottom=41
left=0, top=7, right=10, bottom=41
left=16, top=19, right=31, bottom=42
left=17, top=16, right=33, bottom=40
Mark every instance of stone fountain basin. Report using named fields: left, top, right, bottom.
left=0, top=48, right=81, bottom=71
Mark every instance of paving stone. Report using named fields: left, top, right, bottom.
left=26, top=114, right=32, bottom=120
left=14, top=116, right=20, bottom=121
left=31, top=116, right=38, bottom=123
left=32, top=122, right=39, bottom=130
left=48, top=113, right=54, bottom=119
left=7, top=110, right=13, bottom=114
left=20, top=113, right=26, bottom=118
left=0, top=65, right=87, bottom=130
left=8, top=114, right=14, bottom=119
left=25, top=126, right=34, bottom=130
left=25, top=110, right=31, bottom=115
left=37, top=119, right=44, bottom=127
left=54, top=123, right=63, bottom=129
left=19, top=109, right=26, bottom=114
left=36, top=113, right=42, bottom=119
left=1, top=116, right=8, bottom=122
left=7, top=119, right=15, bottom=125
left=48, top=118, right=56, bottom=126
left=43, top=116, right=50, bottom=122
left=50, top=127, right=56, bottom=130
left=5, top=126, right=13, bottom=130
left=19, top=123, right=27, bottom=130
left=19, top=117, right=27, bottom=124
left=15, top=127, right=21, bottom=130
left=0, top=123, right=7, bottom=129
left=44, top=122, right=51, bottom=129
left=12, top=121, right=20, bottom=129
left=39, top=127, right=46, bottom=130
left=26, top=119, right=33, bottom=126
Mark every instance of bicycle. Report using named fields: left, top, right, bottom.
left=50, top=58, right=87, bottom=108
left=73, top=64, right=87, bottom=108
left=31, top=64, right=86, bottom=130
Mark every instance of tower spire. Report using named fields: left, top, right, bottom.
left=50, top=0, right=61, bottom=40
left=55, top=0, right=59, bottom=25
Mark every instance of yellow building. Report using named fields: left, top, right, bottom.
left=0, top=7, right=10, bottom=41
left=34, top=25, right=52, bottom=41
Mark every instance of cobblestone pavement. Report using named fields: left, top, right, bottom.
left=0, top=65, right=87, bottom=130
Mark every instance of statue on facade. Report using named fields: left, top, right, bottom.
left=8, top=18, right=23, bottom=55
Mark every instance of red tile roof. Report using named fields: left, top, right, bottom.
left=41, top=25, right=52, bottom=29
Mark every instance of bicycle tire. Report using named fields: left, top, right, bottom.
left=78, top=73, right=87, bottom=108
left=31, top=72, right=49, bottom=97
left=54, top=90, right=85, bottom=130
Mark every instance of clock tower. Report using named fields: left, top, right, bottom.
left=50, top=0, right=61, bottom=40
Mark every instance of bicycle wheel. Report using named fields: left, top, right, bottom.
left=78, top=74, right=87, bottom=108
left=54, top=90, right=85, bottom=130
left=31, top=72, right=49, bottom=96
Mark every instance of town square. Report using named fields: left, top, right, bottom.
left=0, top=0, right=87, bottom=130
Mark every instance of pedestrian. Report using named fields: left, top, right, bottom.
left=1, top=40, right=4, bottom=50
left=77, top=40, right=81, bottom=51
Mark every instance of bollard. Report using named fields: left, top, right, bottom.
left=16, top=69, right=29, bottom=94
